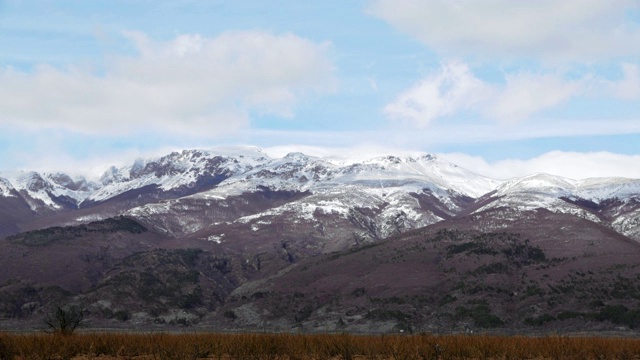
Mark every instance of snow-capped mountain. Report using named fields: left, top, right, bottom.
left=90, top=147, right=269, bottom=203
left=1, top=147, right=639, bottom=245
left=5, top=147, right=640, bottom=334
left=0, top=177, right=14, bottom=198
left=474, top=173, right=640, bottom=240
left=123, top=150, right=499, bottom=242
left=0, top=171, right=98, bottom=211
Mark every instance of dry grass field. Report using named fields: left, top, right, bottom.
left=2, top=332, right=640, bottom=360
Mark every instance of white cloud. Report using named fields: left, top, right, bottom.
left=439, top=151, right=640, bottom=180
left=383, top=60, right=488, bottom=126
left=485, top=72, right=581, bottom=123
left=0, top=30, right=335, bottom=135
left=613, top=63, right=640, bottom=100
left=384, top=60, right=640, bottom=125
left=371, top=1, right=640, bottom=127
left=368, top=0, right=640, bottom=61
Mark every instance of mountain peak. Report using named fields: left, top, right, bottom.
left=0, top=177, right=15, bottom=197
left=497, top=173, right=576, bottom=197
left=283, top=152, right=310, bottom=162
left=17, top=171, right=52, bottom=193
left=409, top=153, right=437, bottom=162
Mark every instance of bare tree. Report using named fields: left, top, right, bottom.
left=43, top=305, right=84, bottom=335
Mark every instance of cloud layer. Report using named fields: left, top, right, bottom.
left=440, top=151, right=640, bottom=180
left=0, top=31, right=335, bottom=135
left=368, top=0, right=640, bottom=61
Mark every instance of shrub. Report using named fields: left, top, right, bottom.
left=524, top=314, right=556, bottom=326
left=113, top=310, right=130, bottom=322
left=295, top=305, right=314, bottom=323
left=43, top=305, right=84, bottom=335
left=438, top=294, right=457, bottom=306
left=557, top=311, right=583, bottom=321
left=351, top=287, right=366, bottom=297
left=365, top=309, right=411, bottom=322
left=596, top=305, right=640, bottom=328
left=456, top=304, right=504, bottom=328
left=223, top=310, right=237, bottom=320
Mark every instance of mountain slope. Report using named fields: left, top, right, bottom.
left=473, top=174, right=640, bottom=240
left=1, top=148, right=640, bottom=333
left=0, top=177, right=39, bottom=237
left=218, top=209, right=640, bottom=333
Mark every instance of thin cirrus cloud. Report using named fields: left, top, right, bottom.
left=0, top=30, right=336, bottom=135
left=367, top=0, right=640, bottom=61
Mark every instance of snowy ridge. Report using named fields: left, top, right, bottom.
left=476, top=173, right=584, bottom=216
left=356, top=154, right=500, bottom=198
left=0, top=177, right=15, bottom=197
left=124, top=151, right=493, bottom=238
left=574, top=178, right=640, bottom=202
left=2, top=148, right=498, bottom=211
left=495, top=173, right=576, bottom=198
left=3, top=147, right=640, bottom=243
left=89, top=147, right=270, bottom=202
left=493, top=173, right=640, bottom=202
left=191, top=152, right=499, bottom=201
left=475, top=173, right=640, bottom=239
left=476, top=190, right=603, bottom=224
left=3, top=171, right=97, bottom=209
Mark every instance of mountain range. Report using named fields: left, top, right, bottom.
left=1, top=147, right=640, bottom=333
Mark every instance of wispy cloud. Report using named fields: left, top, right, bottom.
left=485, top=72, right=581, bottom=124
left=0, top=30, right=336, bottom=135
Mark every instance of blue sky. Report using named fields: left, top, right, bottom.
left=1, top=0, right=640, bottom=179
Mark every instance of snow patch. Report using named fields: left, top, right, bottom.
left=75, top=214, right=107, bottom=222
left=207, top=234, right=224, bottom=243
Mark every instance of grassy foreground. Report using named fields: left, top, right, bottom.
left=1, top=332, right=640, bottom=359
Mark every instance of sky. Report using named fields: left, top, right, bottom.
left=1, top=0, right=640, bottom=180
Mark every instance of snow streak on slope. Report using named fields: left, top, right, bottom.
left=237, top=186, right=435, bottom=222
